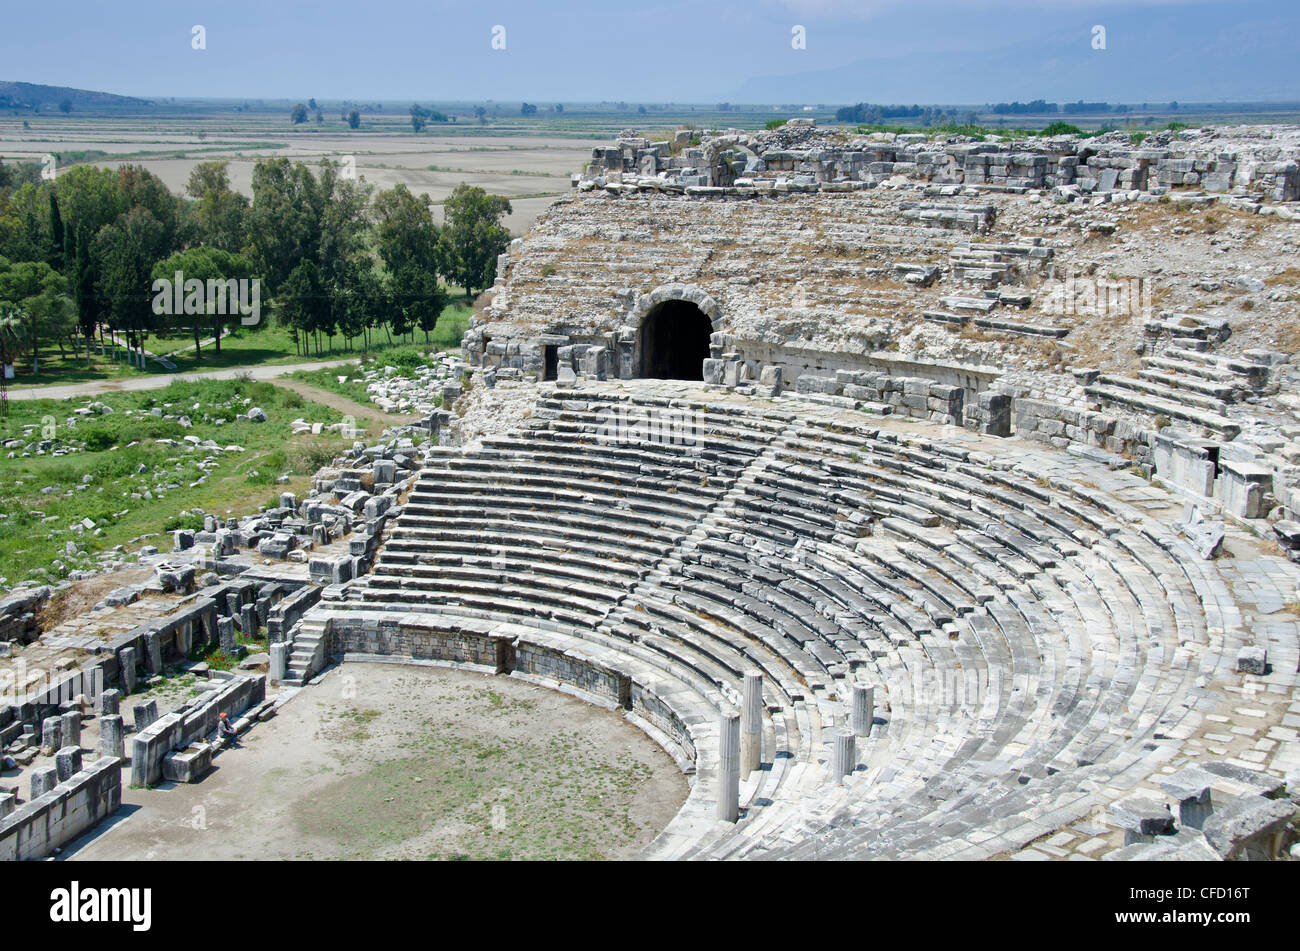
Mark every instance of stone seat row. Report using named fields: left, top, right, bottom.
left=404, top=487, right=701, bottom=535
left=375, top=531, right=647, bottom=582
left=333, top=387, right=1230, bottom=859
left=420, top=457, right=728, bottom=510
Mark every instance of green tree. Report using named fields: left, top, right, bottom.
left=56, top=165, right=126, bottom=246
left=0, top=310, right=24, bottom=416
left=0, top=258, right=75, bottom=372
left=291, top=103, right=309, bottom=124
left=315, top=160, right=374, bottom=348
left=248, top=157, right=322, bottom=292
left=186, top=160, right=248, bottom=253
left=69, top=226, right=97, bottom=364
left=374, top=184, right=447, bottom=343
left=439, top=184, right=511, bottom=298
left=116, top=165, right=179, bottom=255
left=277, top=258, right=324, bottom=356
left=1, top=182, right=52, bottom=264
left=91, top=207, right=167, bottom=368
left=347, top=110, right=361, bottom=129
left=393, top=265, right=448, bottom=344
left=373, top=184, right=441, bottom=276
left=251, top=157, right=371, bottom=352
left=410, top=104, right=427, bottom=132
left=152, top=246, right=255, bottom=358
left=47, top=191, right=64, bottom=271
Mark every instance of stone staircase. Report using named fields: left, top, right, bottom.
left=1083, top=317, right=1278, bottom=438
left=282, top=617, right=329, bottom=686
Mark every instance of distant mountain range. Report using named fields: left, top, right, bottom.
left=730, top=12, right=1300, bottom=105
left=0, top=81, right=150, bottom=111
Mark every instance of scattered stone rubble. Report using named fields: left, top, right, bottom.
left=1108, top=761, right=1299, bottom=860
left=364, top=351, right=471, bottom=415
left=0, top=392, right=451, bottom=857
left=579, top=120, right=1300, bottom=203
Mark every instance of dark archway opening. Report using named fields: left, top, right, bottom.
left=638, top=300, right=712, bottom=380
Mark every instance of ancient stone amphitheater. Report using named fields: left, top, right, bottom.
left=299, top=121, right=1300, bottom=860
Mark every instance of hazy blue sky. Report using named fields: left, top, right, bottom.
left=3, top=0, right=1296, bottom=103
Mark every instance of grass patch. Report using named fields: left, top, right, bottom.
left=0, top=378, right=354, bottom=586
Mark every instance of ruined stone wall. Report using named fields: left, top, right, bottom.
left=324, top=616, right=697, bottom=768
left=584, top=123, right=1300, bottom=202
left=466, top=189, right=1012, bottom=382
left=0, top=756, right=120, bottom=861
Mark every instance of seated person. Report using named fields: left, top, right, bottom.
left=217, top=711, right=240, bottom=747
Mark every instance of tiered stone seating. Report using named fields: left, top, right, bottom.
left=313, top=383, right=1270, bottom=860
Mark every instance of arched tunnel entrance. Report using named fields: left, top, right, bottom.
left=638, top=300, right=712, bottom=380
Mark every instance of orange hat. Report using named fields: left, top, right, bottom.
left=219, top=712, right=228, bottom=719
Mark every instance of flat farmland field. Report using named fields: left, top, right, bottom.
left=0, top=112, right=608, bottom=234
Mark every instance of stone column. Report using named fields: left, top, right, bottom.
left=119, top=646, right=138, bottom=694
left=851, top=684, right=874, bottom=737
left=98, top=688, right=121, bottom=717
left=240, top=604, right=258, bottom=636
left=99, top=714, right=125, bottom=762
left=30, top=765, right=59, bottom=798
left=0, top=790, right=14, bottom=819
left=143, top=631, right=163, bottom=673
left=133, top=699, right=158, bottom=732
left=269, top=642, right=287, bottom=684
left=218, top=617, right=237, bottom=656
left=740, top=670, right=763, bottom=779
left=60, top=710, right=81, bottom=749
left=717, top=708, right=741, bottom=823
left=832, top=730, right=856, bottom=781
left=40, top=716, right=62, bottom=755
left=55, top=746, right=83, bottom=782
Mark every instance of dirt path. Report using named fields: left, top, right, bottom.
left=64, top=663, right=687, bottom=861
left=275, top=378, right=416, bottom=427
left=7, top=358, right=361, bottom=402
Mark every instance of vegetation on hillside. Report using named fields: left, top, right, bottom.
left=0, top=378, right=359, bottom=585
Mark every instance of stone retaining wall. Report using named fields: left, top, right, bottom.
left=130, top=674, right=265, bottom=787
left=0, top=587, right=50, bottom=646
left=325, top=614, right=698, bottom=770
left=0, top=756, right=121, bottom=860
left=1012, top=397, right=1153, bottom=465
left=266, top=584, right=321, bottom=644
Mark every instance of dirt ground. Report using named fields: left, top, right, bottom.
left=274, top=378, right=415, bottom=429
left=64, top=663, right=688, bottom=861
